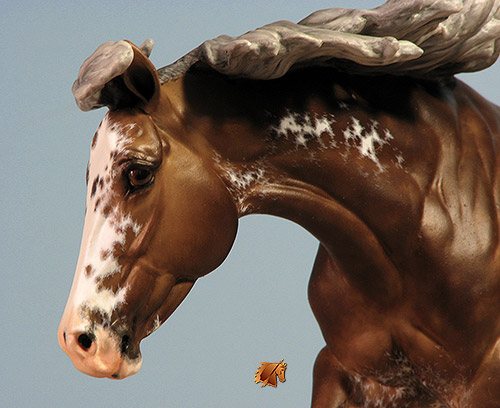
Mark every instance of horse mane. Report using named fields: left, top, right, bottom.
left=158, top=0, right=500, bottom=82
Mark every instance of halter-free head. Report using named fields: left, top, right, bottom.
left=58, top=41, right=238, bottom=378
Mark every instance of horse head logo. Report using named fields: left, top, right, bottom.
left=254, top=359, right=287, bottom=388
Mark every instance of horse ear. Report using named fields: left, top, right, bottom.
left=72, top=39, right=160, bottom=113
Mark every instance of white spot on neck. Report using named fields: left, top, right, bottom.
left=273, top=111, right=336, bottom=150
left=338, top=101, right=349, bottom=110
left=343, top=118, right=394, bottom=171
left=214, top=153, right=269, bottom=215
left=214, top=111, right=406, bottom=215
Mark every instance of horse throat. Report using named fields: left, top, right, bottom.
left=214, top=150, right=403, bottom=303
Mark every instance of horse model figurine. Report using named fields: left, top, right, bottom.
left=59, top=0, right=500, bottom=406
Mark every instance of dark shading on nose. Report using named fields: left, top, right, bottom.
left=121, top=334, right=130, bottom=354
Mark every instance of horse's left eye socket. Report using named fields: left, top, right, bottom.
left=128, top=168, right=154, bottom=189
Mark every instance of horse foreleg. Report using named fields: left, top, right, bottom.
left=311, top=346, right=363, bottom=408
left=468, top=343, right=500, bottom=408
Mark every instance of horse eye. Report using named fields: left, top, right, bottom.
left=127, top=168, right=154, bottom=189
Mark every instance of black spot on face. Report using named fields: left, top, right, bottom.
left=100, top=249, right=111, bottom=260
left=95, top=273, right=122, bottom=295
left=102, top=204, right=112, bottom=217
left=80, top=305, right=112, bottom=328
left=91, top=131, right=98, bottom=149
left=121, top=335, right=130, bottom=354
left=94, top=198, right=101, bottom=212
left=85, top=264, right=94, bottom=277
left=91, top=176, right=101, bottom=198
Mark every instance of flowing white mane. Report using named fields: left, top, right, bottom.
left=158, top=0, right=500, bottom=81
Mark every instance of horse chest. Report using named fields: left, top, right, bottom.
left=310, top=245, right=500, bottom=405
left=415, top=186, right=500, bottom=323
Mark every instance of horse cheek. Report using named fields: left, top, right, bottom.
left=153, top=160, right=238, bottom=277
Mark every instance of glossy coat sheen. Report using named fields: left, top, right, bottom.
left=59, top=43, right=500, bottom=406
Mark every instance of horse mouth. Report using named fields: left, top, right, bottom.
left=59, top=324, right=143, bottom=379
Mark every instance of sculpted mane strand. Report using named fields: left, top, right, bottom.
left=158, top=0, right=500, bottom=81
left=73, top=0, right=500, bottom=112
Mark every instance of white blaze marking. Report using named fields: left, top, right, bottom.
left=70, top=114, right=142, bottom=324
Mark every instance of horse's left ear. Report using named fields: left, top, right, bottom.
left=72, top=39, right=160, bottom=113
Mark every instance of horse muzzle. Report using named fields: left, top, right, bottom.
left=58, top=325, right=142, bottom=379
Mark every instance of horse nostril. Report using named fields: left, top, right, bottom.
left=121, top=334, right=130, bottom=354
left=77, top=333, right=94, bottom=351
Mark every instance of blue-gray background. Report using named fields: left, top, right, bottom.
left=2, top=1, right=499, bottom=407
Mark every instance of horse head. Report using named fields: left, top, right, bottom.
left=58, top=41, right=238, bottom=379
left=276, top=360, right=287, bottom=383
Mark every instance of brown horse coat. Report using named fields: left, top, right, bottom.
left=59, top=1, right=500, bottom=406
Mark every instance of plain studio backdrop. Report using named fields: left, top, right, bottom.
left=2, top=1, right=499, bottom=407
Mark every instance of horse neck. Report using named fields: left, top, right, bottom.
left=166, top=68, right=500, bottom=303
left=174, top=68, right=427, bottom=250
left=207, top=105, right=383, bottom=249
left=215, top=134, right=366, bottom=245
